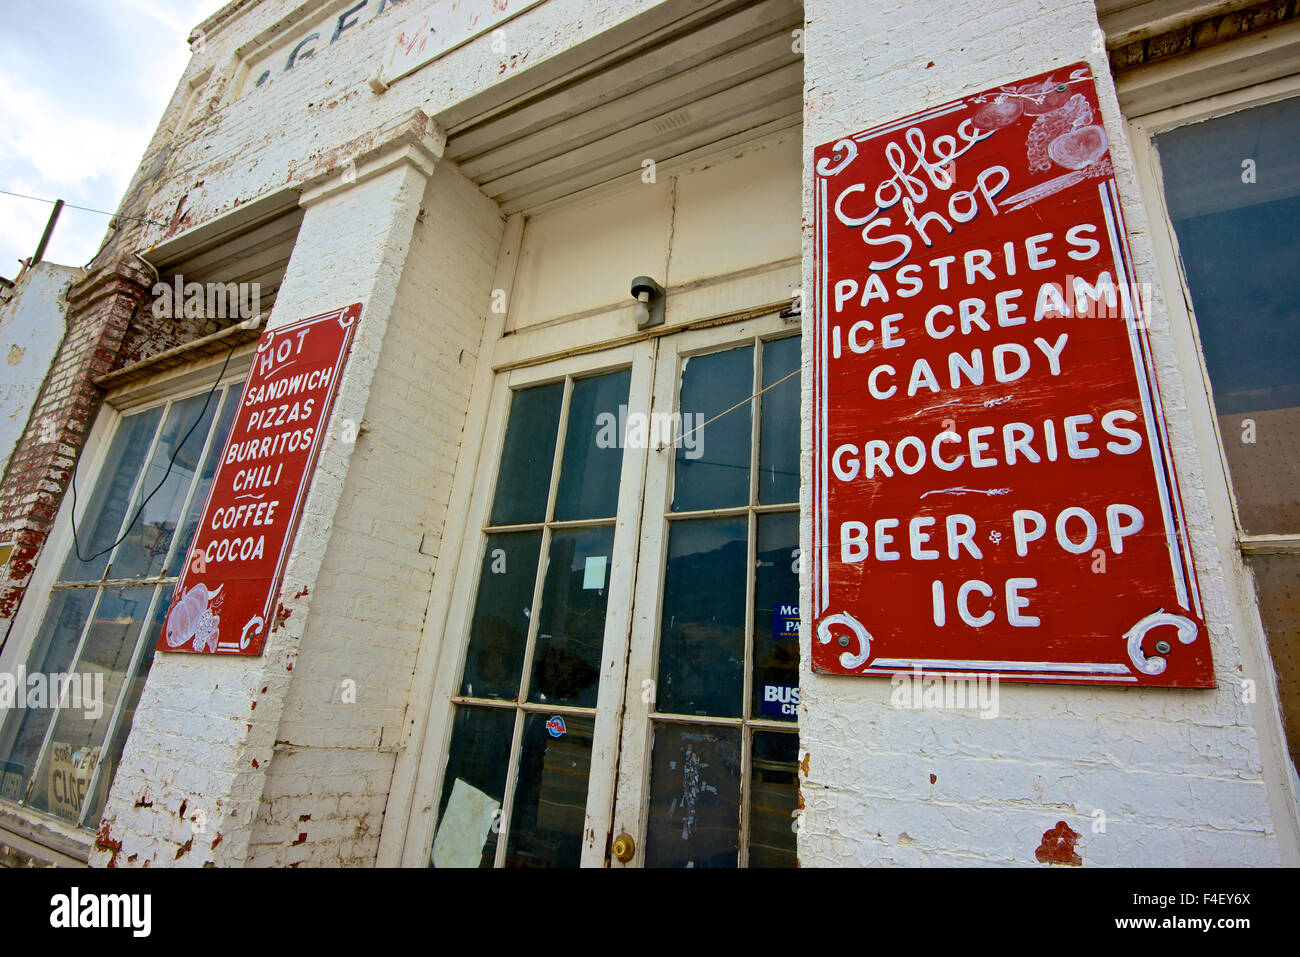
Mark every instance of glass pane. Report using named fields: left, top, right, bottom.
left=753, top=512, right=800, bottom=723
left=749, top=730, right=799, bottom=868
left=110, top=392, right=217, bottom=580
left=460, top=531, right=543, bottom=701
left=554, top=370, right=631, bottom=521
left=644, top=723, right=741, bottom=868
left=1249, top=553, right=1300, bottom=772
left=82, top=590, right=166, bottom=825
left=61, top=406, right=163, bottom=582
left=0, top=589, right=96, bottom=803
left=166, top=387, right=239, bottom=576
left=489, top=382, right=563, bottom=527
left=657, top=517, right=747, bottom=717
left=26, top=586, right=153, bottom=822
left=672, top=345, right=753, bottom=512
left=504, top=712, right=594, bottom=867
left=431, top=705, right=516, bottom=868
left=1156, top=95, right=1300, bottom=534
left=529, top=526, right=615, bottom=708
left=758, top=336, right=800, bottom=505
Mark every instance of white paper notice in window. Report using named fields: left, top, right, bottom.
left=431, top=778, right=500, bottom=868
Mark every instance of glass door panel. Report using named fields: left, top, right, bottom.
left=431, top=347, right=652, bottom=868
left=613, top=314, right=801, bottom=868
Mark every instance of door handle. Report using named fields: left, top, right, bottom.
left=611, top=833, right=635, bottom=863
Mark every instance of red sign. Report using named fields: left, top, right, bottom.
left=159, top=303, right=360, bottom=656
left=810, top=64, right=1211, bottom=687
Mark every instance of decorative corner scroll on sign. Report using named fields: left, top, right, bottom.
left=816, top=612, right=873, bottom=671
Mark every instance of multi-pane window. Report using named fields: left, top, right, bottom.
left=1155, top=93, right=1300, bottom=769
left=431, top=325, right=802, bottom=868
left=0, top=383, right=239, bottom=828
left=432, top=369, right=632, bottom=868
left=643, top=335, right=801, bottom=868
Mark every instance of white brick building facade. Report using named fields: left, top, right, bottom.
left=0, top=0, right=1296, bottom=868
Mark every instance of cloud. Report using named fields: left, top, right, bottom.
left=0, top=0, right=223, bottom=280
left=0, top=75, right=150, bottom=187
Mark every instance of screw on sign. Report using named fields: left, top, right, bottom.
left=810, top=63, right=1211, bottom=687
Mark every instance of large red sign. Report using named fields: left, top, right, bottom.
left=811, top=64, right=1211, bottom=687
left=159, top=303, right=360, bottom=656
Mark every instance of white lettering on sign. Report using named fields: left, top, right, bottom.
left=811, top=65, right=1211, bottom=686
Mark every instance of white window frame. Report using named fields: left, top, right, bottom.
left=610, top=313, right=802, bottom=868
left=0, top=344, right=255, bottom=849
left=403, top=341, right=655, bottom=867
left=1125, top=67, right=1300, bottom=862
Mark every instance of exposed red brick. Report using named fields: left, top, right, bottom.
left=1035, top=821, right=1083, bottom=866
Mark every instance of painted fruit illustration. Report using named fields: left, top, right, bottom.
left=1026, top=93, right=1093, bottom=171
left=166, top=582, right=223, bottom=648
left=193, top=609, right=220, bottom=653
left=972, top=96, right=1024, bottom=131
left=1017, top=79, right=1073, bottom=115
left=1047, top=124, right=1109, bottom=170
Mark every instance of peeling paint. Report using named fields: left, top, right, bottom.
left=94, top=821, right=122, bottom=868
left=1035, top=821, right=1083, bottom=866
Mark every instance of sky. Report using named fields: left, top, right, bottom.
left=0, top=0, right=226, bottom=282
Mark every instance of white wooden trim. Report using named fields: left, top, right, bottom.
left=1099, top=0, right=1266, bottom=50
left=395, top=339, right=653, bottom=867
left=1125, top=69, right=1300, bottom=128
left=493, top=260, right=800, bottom=371
left=1116, top=18, right=1300, bottom=117
left=1127, top=85, right=1300, bottom=863
left=609, top=310, right=795, bottom=867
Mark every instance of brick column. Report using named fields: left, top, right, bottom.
left=797, top=0, right=1292, bottom=867
left=89, top=122, right=455, bottom=867
left=0, top=263, right=151, bottom=632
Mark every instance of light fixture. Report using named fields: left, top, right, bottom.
left=630, top=275, right=665, bottom=330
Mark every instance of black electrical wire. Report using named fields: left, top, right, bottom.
left=67, top=330, right=243, bottom=568
left=0, top=188, right=167, bottom=228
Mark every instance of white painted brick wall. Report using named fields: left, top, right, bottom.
left=798, top=0, right=1292, bottom=866
left=247, top=161, right=503, bottom=866
left=91, top=157, right=450, bottom=866
left=81, top=0, right=647, bottom=868
left=107, top=0, right=665, bottom=265
left=0, top=264, right=79, bottom=477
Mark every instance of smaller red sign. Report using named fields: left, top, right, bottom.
left=159, top=303, right=360, bottom=656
